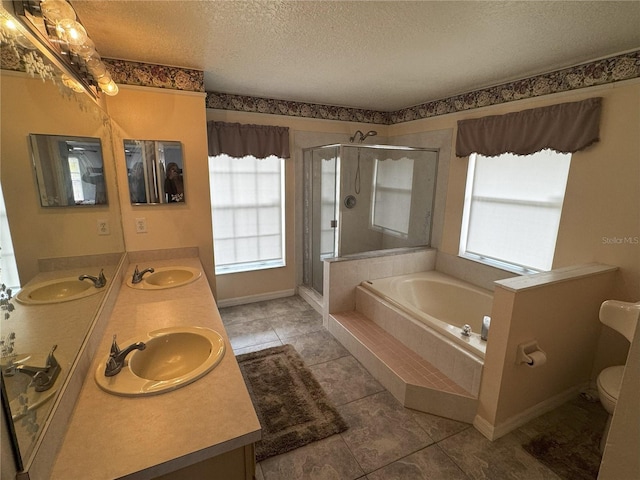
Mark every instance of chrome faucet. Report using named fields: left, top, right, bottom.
left=104, top=335, right=146, bottom=377
left=79, top=269, right=106, bottom=288
left=131, top=265, right=154, bottom=284
left=4, top=345, right=61, bottom=392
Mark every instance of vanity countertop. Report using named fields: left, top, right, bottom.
left=50, top=257, right=261, bottom=479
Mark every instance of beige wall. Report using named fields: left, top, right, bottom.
left=105, top=87, right=216, bottom=294
left=0, top=72, right=125, bottom=285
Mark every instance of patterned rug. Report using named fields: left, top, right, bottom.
left=236, top=344, right=348, bottom=462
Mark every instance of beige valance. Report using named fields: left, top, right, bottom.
left=455, top=97, right=602, bottom=157
left=207, top=121, right=290, bottom=158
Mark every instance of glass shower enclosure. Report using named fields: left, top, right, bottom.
left=302, top=144, right=438, bottom=295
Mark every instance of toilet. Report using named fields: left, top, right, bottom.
left=596, top=300, right=640, bottom=451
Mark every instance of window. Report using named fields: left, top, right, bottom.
left=209, top=154, right=285, bottom=274
left=459, top=150, right=571, bottom=273
left=371, top=157, right=414, bottom=238
left=68, top=156, right=85, bottom=203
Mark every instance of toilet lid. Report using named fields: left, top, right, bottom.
left=598, top=365, right=625, bottom=401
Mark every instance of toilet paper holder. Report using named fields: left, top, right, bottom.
left=516, top=340, right=547, bottom=366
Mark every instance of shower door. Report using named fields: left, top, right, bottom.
left=309, top=146, right=339, bottom=294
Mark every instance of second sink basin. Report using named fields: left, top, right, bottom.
left=126, top=266, right=201, bottom=290
left=95, top=326, right=225, bottom=396
left=16, top=277, right=104, bottom=305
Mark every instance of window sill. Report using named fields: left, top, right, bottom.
left=458, top=252, right=541, bottom=276
left=215, top=260, right=285, bottom=276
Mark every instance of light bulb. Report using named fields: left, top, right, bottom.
left=86, top=53, right=107, bottom=78
left=1, top=13, right=19, bottom=36
left=98, top=76, right=118, bottom=96
left=55, top=18, right=87, bottom=46
left=61, top=73, right=85, bottom=93
left=40, top=0, right=76, bottom=23
left=70, top=37, right=95, bottom=59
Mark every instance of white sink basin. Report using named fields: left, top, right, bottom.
left=16, top=277, right=104, bottom=305
left=95, top=326, right=225, bottom=396
left=126, top=266, right=201, bottom=290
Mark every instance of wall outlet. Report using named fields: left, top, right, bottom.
left=135, top=217, right=147, bottom=233
left=97, top=219, right=110, bottom=235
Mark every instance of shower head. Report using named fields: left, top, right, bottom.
left=349, top=130, right=378, bottom=143
left=362, top=131, right=377, bottom=141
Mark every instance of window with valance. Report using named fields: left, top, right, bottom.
left=456, top=98, right=602, bottom=273
left=207, top=122, right=290, bottom=274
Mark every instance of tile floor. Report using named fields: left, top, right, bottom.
left=219, top=295, right=605, bottom=480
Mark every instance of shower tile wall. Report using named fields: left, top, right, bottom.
left=324, top=248, right=436, bottom=321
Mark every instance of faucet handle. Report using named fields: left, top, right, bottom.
left=45, top=344, right=59, bottom=370
left=110, top=334, right=120, bottom=356
left=96, top=269, right=107, bottom=288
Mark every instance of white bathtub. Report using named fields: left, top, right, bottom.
left=361, top=270, right=493, bottom=357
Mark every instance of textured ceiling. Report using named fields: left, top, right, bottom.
left=71, top=1, right=640, bottom=111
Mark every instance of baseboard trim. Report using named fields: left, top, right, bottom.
left=473, top=382, right=589, bottom=441
left=216, top=289, right=296, bottom=308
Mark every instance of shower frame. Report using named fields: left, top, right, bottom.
left=302, top=143, right=438, bottom=295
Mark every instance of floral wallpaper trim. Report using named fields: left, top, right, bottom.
left=4, top=49, right=638, bottom=119
left=102, top=58, right=204, bottom=92
left=390, top=50, right=640, bottom=124
left=205, top=93, right=390, bottom=124
left=205, top=50, right=640, bottom=125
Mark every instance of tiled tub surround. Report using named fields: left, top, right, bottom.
left=323, top=247, right=437, bottom=323
left=49, top=254, right=260, bottom=479
left=354, top=286, right=484, bottom=397
left=325, top=248, right=481, bottom=423
left=360, top=270, right=494, bottom=358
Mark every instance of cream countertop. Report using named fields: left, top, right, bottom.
left=50, top=257, right=261, bottom=479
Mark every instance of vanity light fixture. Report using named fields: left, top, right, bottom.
left=6, top=0, right=118, bottom=97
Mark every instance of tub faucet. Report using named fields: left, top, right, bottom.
left=79, top=269, right=106, bottom=288
left=4, top=345, right=61, bottom=392
left=131, top=265, right=154, bottom=284
left=104, top=335, right=146, bottom=377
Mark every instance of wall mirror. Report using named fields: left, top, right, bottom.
left=124, top=140, right=185, bottom=204
left=29, top=134, right=107, bottom=207
left=0, top=39, right=125, bottom=476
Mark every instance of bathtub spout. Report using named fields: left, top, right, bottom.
left=481, top=315, right=491, bottom=341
